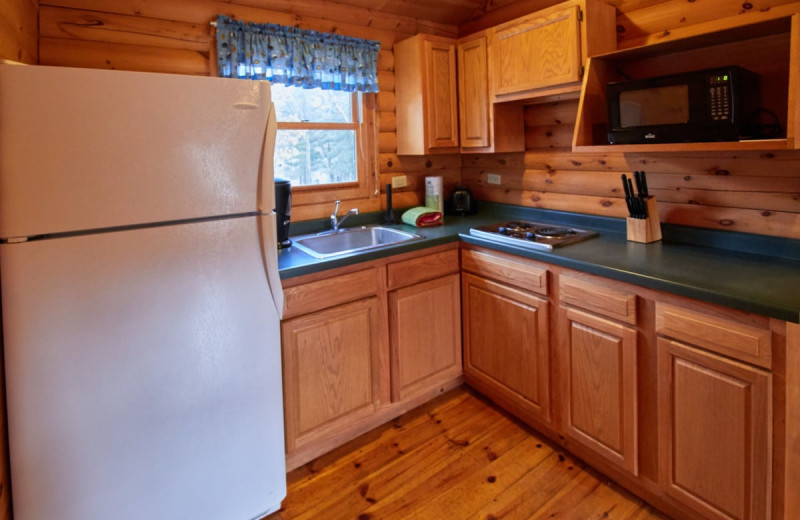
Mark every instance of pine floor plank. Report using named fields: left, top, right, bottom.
left=267, top=387, right=670, bottom=520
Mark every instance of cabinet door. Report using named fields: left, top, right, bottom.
left=457, top=36, right=490, bottom=149
left=492, top=5, right=581, bottom=97
left=561, top=307, right=638, bottom=475
left=658, top=338, right=771, bottom=520
left=282, top=297, right=382, bottom=453
left=462, top=273, right=550, bottom=424
left=389, top=274, right=462, bottom=401
left=424, top=39, right=459, bottom=150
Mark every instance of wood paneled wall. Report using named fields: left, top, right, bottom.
left=33, top=0, right=800, bottom=237
left=36, top=0, right=462, bottom=220
left=0, top=0, right=38, bottom=63
left=462, top=0, right=800, bottom=239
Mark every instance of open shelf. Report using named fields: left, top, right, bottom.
left=573, top=11, right=800, bottom=152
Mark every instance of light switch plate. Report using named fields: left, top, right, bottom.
left=487, top=173, right=501, bottom=185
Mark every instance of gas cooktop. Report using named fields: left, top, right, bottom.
left=469, top=220, right=598, bottom=251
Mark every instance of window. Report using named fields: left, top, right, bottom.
left=271, top=84, right=376, bottom=205
left=272, top=84, right=358, bottom=186
left=214, top=15, right=381, bottom=211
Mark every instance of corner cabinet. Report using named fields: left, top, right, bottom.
left=461, top=249, right=551, bottom=428
left=394, top=34, right=459, bottom=155
left=456, top=32, right=525, bottom=153
left=489, top=0, right=616, bottom=103
left=387, top=249, right=462, bottom=401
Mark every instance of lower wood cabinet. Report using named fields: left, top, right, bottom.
left=461, top=271, right=551, bottom=426
left=281, top=297, right=382, bottom=454
left=560, top=305, right=638, bottom=476
left=389, top=273, right=462, bottom=401
left=658, top=338, right=771, bottom=520
left=280, top=245, right=462, bottom=470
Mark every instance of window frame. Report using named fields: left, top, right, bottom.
left=274, top=89, right=378, bottom=209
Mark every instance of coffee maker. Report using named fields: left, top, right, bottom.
left=274, top=178, right=292, bottom=248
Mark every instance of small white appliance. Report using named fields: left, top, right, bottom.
left=0, top=63, right=286, bottom=520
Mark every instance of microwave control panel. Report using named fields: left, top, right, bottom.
left=708, top=74, right=732, bottom=122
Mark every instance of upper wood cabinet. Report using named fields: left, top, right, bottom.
left=394, top=34, right=459, bottom=155
left=573, top=7, right=800, bottom=152
left=456, top=32, right=525, bottom=153
left=489, top=0, right=616, bottom=103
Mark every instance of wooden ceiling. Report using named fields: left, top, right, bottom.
left=309, top=0, right=534, bottom=28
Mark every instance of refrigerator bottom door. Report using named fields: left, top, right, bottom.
left=0, top=216, right=285, bottom=520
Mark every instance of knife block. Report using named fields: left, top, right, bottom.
left=627, top=197, right=662, bottom=243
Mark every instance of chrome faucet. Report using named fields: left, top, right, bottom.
left=331, top=200, right=359, bottom=232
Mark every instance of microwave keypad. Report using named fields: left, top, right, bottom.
left=709, top=75, right=731, bottom=121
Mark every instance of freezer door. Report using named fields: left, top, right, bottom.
left=0, top=65, right=273, bottom=239
left=0, top=217, right=286, bottom=520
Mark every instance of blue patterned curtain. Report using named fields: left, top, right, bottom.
left=215, top=15, right=380, bottom=93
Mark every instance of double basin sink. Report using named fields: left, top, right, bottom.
left=291, top=226, right=423, bottom=259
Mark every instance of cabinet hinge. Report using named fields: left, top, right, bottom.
left=579, top=64, right=585, bottom=77
left=578, top=8, right=583, bottom=22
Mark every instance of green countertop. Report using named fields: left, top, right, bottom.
left=277, top=204, right=800, bottom=323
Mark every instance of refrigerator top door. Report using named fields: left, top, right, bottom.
left=0, top=64, right=272, bottom=239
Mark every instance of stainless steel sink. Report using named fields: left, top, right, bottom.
left=291, top=226, right=423, bottom=259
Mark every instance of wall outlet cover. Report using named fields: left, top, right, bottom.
left=392, top=175, right=408, bottom=188
left=487, top=173, right=501, bottom=185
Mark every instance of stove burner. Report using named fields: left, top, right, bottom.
left=534, top=227, right=578, bottom=239
left=469, top=220, right=598, bottom=251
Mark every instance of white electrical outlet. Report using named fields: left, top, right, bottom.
left=487, top=173, right=501, bottom=185
left=391, top=175, right=407, bottom=188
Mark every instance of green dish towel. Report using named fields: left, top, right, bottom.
left=401, top=206, right=443, bottom=227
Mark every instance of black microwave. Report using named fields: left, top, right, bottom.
left=606, top=66, right=758, bottom=144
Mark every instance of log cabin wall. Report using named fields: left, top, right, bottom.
left=0, top=3, right=32, bottom=517
left=461, top=0, right=800, bottom=239
left=35, top=0, right=463, bottom=221
left=28, top=0, right=800, bottom=235
left=0, top=0, right=38, bottom=63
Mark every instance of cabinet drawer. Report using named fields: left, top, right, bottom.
left=559, top=275, right=637, bottom=325
left=283, top=268, right=380, bottom=319
left=461, top=249, right=547, bottom=294
left=387, top=248, right=459, bottom=290
left=655, top=302, right=771, bottom=369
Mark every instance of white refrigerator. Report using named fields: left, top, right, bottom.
left=0, top=64, right=286, bottom=519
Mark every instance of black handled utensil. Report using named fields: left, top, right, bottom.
left=621, top=174, right=635, bottom=218
left=639, top=170, right=649, bottom=198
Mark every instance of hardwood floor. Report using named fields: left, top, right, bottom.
left=267, top=387, right=670, bottom=520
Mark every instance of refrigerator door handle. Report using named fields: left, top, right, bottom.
left=259, top=213, right=285, bottom=319
left=259, top=101, right=278, bottom=214
left=258, top=100, right=285, bottom=319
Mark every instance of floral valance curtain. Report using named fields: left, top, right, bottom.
left=215, top=15, right=380, bottom=93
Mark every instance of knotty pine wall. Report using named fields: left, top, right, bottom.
left=35, top=0, right=464, bottom=221
left=14, top=0, right=800, bottom=237
left=0, top=0, right=38, bottom=63
left=461, top=0, right=800, bottom=239
left=0, top=4, right=27, bottom=517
